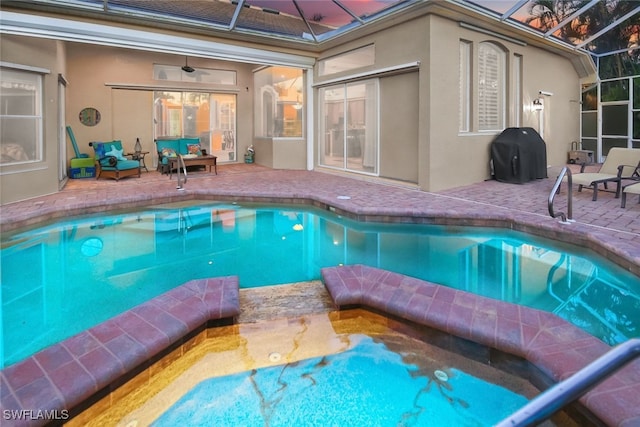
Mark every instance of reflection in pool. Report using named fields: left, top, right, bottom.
left=1, top=202, right=639, bottom=367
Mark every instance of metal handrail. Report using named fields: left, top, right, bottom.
left=176, top=154, right=187, bottom=190
left=495, top=338, right=640, bottom=427
left=546, top=253, right=567, bottom=304
left=548, top=166, right=573, bottom=223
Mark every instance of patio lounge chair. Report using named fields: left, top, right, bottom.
left=620, top=164, right=640, bottom=207
left=570, top=147, right=640, bottom=201
left=621, top=182, right=640, bottom=208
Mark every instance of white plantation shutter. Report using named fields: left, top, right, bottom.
left=478, top=42, right=505, bottom=131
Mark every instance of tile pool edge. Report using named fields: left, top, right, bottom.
left=0, top=276, right=240, bottom=427
left=1, top=192, right=639, bottom=277
left=321, top=264, right=640, bottom=427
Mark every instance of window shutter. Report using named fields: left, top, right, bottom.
left=478, top=43, right=504, bottom=131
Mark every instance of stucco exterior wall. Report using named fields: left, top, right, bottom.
left=1, top=6, right=586, bottom=204
left=379, top=72, right=419, bottom=184
left=314, top=14, right=582, bottom=192
left=426, top=15, right=581, bottom=191
left=314, top=16, right=429, bottom=186
left=64, top=43, right=256, bottom=169
left=0, top=35, right=65, bottom=204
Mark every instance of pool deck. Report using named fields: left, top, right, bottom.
left=1, top=163, right=640, bottom=426
left=2, top=163, right=640, bottom=272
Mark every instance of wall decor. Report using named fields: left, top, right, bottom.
left=79, top=107, right=101, bottom=126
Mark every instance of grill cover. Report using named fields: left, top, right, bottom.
left=491, top=127, right=547, bottom=183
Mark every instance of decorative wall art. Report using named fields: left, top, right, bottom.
left=79, top=107, right=101, bottom=126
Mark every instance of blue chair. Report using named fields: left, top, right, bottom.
left=89, top=140, right=140, bottom=181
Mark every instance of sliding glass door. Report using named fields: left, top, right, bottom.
left=153, top=91, right=236, bottom=162
left=319, top=79, right=378, bottom=174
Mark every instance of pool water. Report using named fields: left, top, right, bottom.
left=152, top=335, right=528, bottom=427
left=98, top=309, right=561, bottom=427
left=1, top=201, right=639, bottom=367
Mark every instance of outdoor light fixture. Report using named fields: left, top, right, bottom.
left=532, top=98, right=544, bottom=111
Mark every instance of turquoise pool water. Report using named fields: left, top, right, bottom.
left=152, top=335, right=529, bottom=427
left=2, top=202, right=639, bottom=367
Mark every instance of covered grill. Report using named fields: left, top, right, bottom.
left=490, top=127, right=547, bottom=184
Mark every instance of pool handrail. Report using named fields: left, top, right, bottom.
left=176, top=153, right=188, bottom=190
left=495, top=337, right=640, bottom=427
left=548, top=166, right=573, bottom=223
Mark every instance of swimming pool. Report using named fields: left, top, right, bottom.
left=2, top=201, right=639, bottom=367
left=101, top=310, right=571, bottom=427
left=152, top=335, right=528, bottom=426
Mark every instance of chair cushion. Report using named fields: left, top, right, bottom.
left=179, top=138, right=200, bottom=154
left=156, top=139, right=180, bottom=153
left=571, top=172, right=617, bottom=186
left=161, top=147, right=177, bottom=158
left=624, top=182, right=640, bottom=195
left=187, top=143, right=202, bottom=156
left=116, top=159, right=140, bottom=170
left=104, top=144, right=126, bottom=161
left=93, top=141, right=125, bottom=160
left=70, top=157, right=95, bottom=168
left=101, top=159, right=139, bottom=171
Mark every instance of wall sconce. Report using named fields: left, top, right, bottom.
left=532, top=98, right=544, bottom=111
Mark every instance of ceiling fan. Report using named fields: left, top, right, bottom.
left=181, top=57, right=195, bottom=73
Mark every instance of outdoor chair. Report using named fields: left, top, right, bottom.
left=570, top=147, right=640, bottom=201
left=620, top=164, right=640, bottom=208
left=89, top=141, right=141, bottom=181
left=621, top=182, right=640, bottom=208
left=66, top=126, right=96, bottom=179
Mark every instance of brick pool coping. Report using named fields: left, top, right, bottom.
left=0, top=277, right=240, bottom=427
left=1, top=170, right=639, bottom=277
left=321, top=264, right=640, bottom=427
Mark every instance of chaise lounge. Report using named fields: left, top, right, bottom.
left=620, top=164, right=640, bottom=207
left=569, top=147, right=640, bottom=201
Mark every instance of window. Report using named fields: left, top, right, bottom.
left=319, top=79, right=378, bottom=175
left=459, top=41, right=471, bottom=132
left=154, top=91, right=237, bottom=161
left=478, top=42, right=506, bottom=131
left=254, top=67, right=303, bottom=138
left=0, top=68, right=43, bottom=165
left=319, top=45, right=375, bottom=76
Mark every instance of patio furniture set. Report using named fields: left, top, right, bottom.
left=67, top=127, right=218, bottom=181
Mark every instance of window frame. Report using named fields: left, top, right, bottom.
left=317, top=78, right=379, bottom=176
left=0, top=64, right=47, bottom=168
left=318, top=44, right=375, bottom=77
left=253, top=67, right=304, bottom=139
left=477, top=41, right=507, bottom=132
left=459, top=40, right=472, bottom=133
